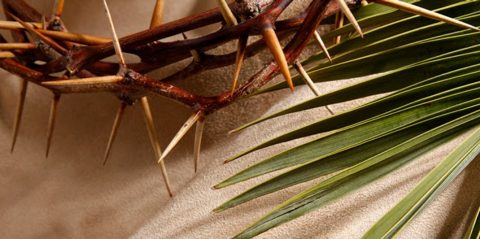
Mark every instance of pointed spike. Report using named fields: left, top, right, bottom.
left=373, top=0, right=480, bottom=31
left=294, top=61, right=321, bottom=96
left=42, top=75, right=123, bottom=87
left=216, top=0, right=238, bottom=26
left=158, top=111, right=202, bottom=163
left=38, top=29, right=111, bottom=45
left=10, top=79, right=27, bottom=153
left=261, top=27, right=294, bottom=91
left=313, top=31, right=332, bottom=62
left=337, top=0, right=363, bottom=38
left=140, top=97, right=173, bottom=197
left=230, top=35, right=248, bottom=94
left=0, top=20, right=42, bottom=30
left=181, top=33, right=201, bottom=62
left=53, top=0, right=65, bottom=18
left=150, top=0, right=165, bottom=28
left=0, top=43, right=36, bottom=50
left=194, top=118, right=205, bottom=173
left=102, top=0, right=126, bottom=66
left=45, top=94, right=61, bottom=158
left=0, top=51, right=15, bottom=58
left=334, top=12, right=344, bottom=44
left=41, top=16, right=48, bottom=30
left=294, top=61, right=335, bottom=116
left=103, top=102, right=127, bottom=165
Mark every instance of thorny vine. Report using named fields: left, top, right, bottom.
left=2, top=0, right=478, bottom=199
left=1, top=0, right=359, bottom=113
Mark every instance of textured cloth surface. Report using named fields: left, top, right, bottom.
left=1, top=1, right=479, bottom=239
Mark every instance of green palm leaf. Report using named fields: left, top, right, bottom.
left=363, top=126, right=480, bottom=238
left=215, top=0, right=480, bottom=238
left=232, top=110, right=480, bottom=239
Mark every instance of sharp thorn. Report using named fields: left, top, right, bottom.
left=337, top=0, right=364, bottom=38
left=53, top=0, right=65, bottom=18
left=158, top=111, right=202, bottom=163
left=150, top=0, right=165, bottom=28
left=313, top=31, right=332, bottom=62
left=335, top=12, right=344, bottom=44
left=230, top=35, right=248, bottom=95
left=140, top=97, right=173, bottom=197
left=216, top=0, right=238, bottom=26
left=102, top=0, right=126, bottom=66
left=294, top=61, right=321, bottom=96
left=294, top=62, right=335, bottom=116
left=181, top=33, right=201, bottom=62
left=194, top=118, right=205, bottom=173
left=10, top=79, right=27, bottom=153
left=38, top=29, right=111, bottom=45
left=103, top=102, right=127, bottom=165
left=0, top=20, right=42, bottom=30
left=0, top=51, right=15, bottom=58
left=373, top=0, right=480, bottom=31
left=42, top=75, right=123, bottom=87
left=261, top=27, right=294, bottom=91
left=45, top=94, right=61, bottom=158
left=0, top=43, right=36, bottom=50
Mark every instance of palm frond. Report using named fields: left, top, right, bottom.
left=216, top=0, right=480, bottom=238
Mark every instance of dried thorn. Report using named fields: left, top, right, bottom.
left=313, top=31, right=332, bottom=62
left=42, top=75, right=123, bottom=86
left=38, top=29, right=111, bottom=45
left=294, top=62, right=334, bottom=116
left=53, top=0, right=65, bottom=18
left=182, top=33, right=201, bottom=62
left=373, top=0, right=480, bottom=31
left=150, top=0, right=165, bottom=28
left=0, top=20, right=42, bottom=30
left=262, top=27, right=293, bottom=91
left=45, top=94, right=61, bottom=158
left=103, top=102, right=127, bottom=165
left=158, top=111, right=202, bottom=163
left=41, top=16, right=48, bottom=30
left=140, top=97, right=173, bottom=197
left=216, top=0, right=238, bottom=26
left=10, top=79, right=27, bottom=153
left=194, top=118, right=205, bottom=173
left=0, top=51, right=15, bottom=58
left=337, top=0, right=363, bottom=38
left=102, top=0, right=126, bottom=66
left=0, top=43, right=36, bottom=50
left=294, top=61, right=321, bottom=96
left=334, top=12, right=344, bottom=44
left=230, top=35, right=248, bottom=95
left=8, top=13, right=66, bottom=54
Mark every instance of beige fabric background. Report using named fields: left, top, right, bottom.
left=1, top=1, right=479, bottom=238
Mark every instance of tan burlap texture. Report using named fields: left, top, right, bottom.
left=1, top=1, right=479, bottom=238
